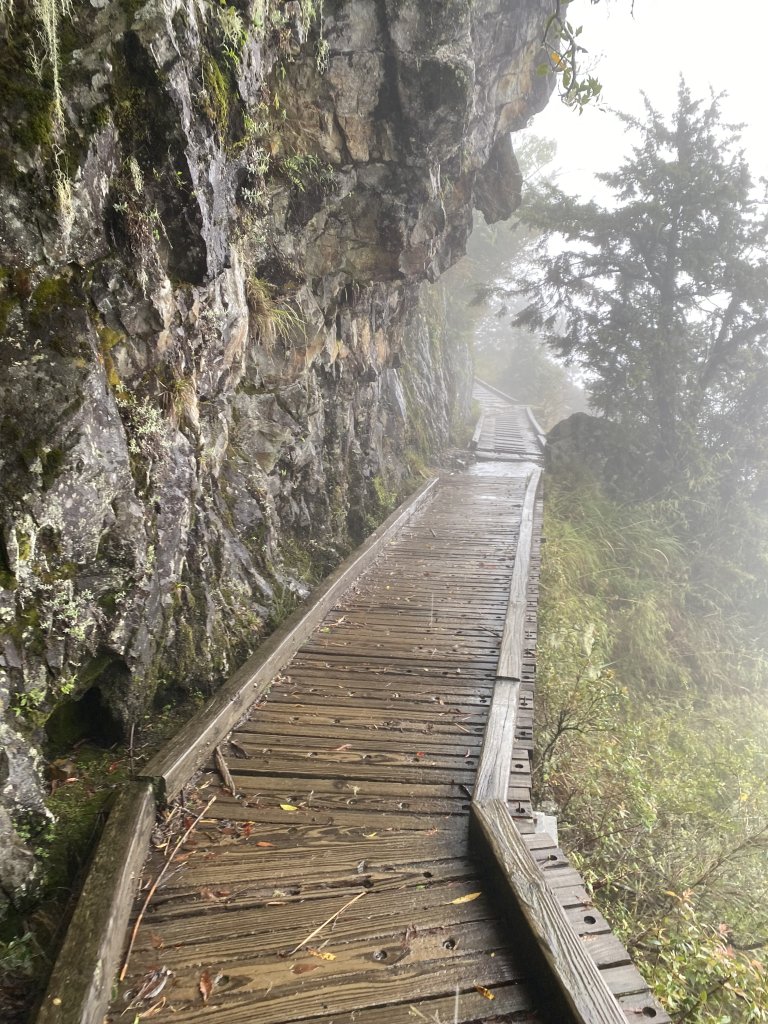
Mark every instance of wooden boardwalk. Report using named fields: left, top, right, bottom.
left=39, top=381, right=668, bottom=1024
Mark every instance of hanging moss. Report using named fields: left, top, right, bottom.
left=201, top=53, right=233, bottom=137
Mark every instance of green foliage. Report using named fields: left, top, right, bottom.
left=540, top=2, right=602, bottom=110
left=538, top=470, right=768, bottom=1022
left=277, top=152, right=335, bottom=193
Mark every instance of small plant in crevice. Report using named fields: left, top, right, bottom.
left=246, top=275, right=305, bottom=352
left=157, top=370, right=199, bottom=431
left=277, top=152, right=336, bottom=194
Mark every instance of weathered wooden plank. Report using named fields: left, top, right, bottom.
left=233, top=724, right=490, bottom=752
left=526, top=405, right=548, bottom=449
left=270, top=981, right=539, bottom=1024
left=141, top=477, right=438, bottom=800
left=35, top=780, right=155, bottom=1024
left=496, top=465, right=542, bottom=681
left=618, top=990, right=672, bottom=1022
left=126, top=950, right=528, bottom=1024
left=120, top=943, right=526, bottom=1024
left=471, top=409, right=486, bottom=448
left=471, top=799, right=627, bottom=1024
left=198, top=800, right=466, bottom=831
left=474, top=677, right=520, bottom=803
left=144, top=860, right=484, bottom=925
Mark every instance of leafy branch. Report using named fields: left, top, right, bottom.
left=540, top=0, right=606, bottom=110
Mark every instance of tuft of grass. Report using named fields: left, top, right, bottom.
left=246, top=276, right=305, bottom=352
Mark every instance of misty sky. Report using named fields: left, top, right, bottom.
left=528, top=0, right=768, bottom=198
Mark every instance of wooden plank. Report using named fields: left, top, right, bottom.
left=526, top=405, right=547, bottom=449
left=470, top=410, right=485, bottom=448
left=141, top=477, right=438, bottom=800
left=128, top=949, right=527, bottom=1024
left=35, top=780, right=155, bottom=1024
left=496, top=465, right=542, bottom=680
left=270, top=981, right=539, bottom=1024
left=470, top=799, right=627, bottom=1024
left=121, top=929, right=528, bottom=1024
left=474, top=376, right=522, bottom=405
left=474, top=677, right=520, bottom=803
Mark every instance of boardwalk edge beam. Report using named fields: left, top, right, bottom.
left=35, top=781, right=156, bottom=1024
left=470, top=799, right=628, bottom=1024
left=470, top=462, right=627, bottom=1023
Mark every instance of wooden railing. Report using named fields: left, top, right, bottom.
left=470, top=462, right=628, bottom=1024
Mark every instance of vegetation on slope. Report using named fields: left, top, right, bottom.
left=537, top=469, right=768, bottom=1022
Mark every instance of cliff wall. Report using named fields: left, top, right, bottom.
left=0, top=0, right=554, bottom=912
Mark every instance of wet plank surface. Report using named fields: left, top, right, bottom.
left=111, top=463, right=544, bottom=1023
left=107, top=384, right=667, bottom=1024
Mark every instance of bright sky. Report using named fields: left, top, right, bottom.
left=527, top=0, right=768, bottom=198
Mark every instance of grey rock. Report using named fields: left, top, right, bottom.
left=0, top=0, right=554, bottom=908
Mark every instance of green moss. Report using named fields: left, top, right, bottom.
left=0, top=570, right=17, bottom=590
left=201, top=53, right=232, bottom=136
left=280, top=536, right=322, bottom=585
left=371, top=474, right=397, bottom=512
left=40, top=447, right=66, bottom=490
left=176, top=619, right=198, bottom=678
left=43, top=749, right=129, bottom=890
left=16, top=532, right=33, bottom=563
left=29, top=275, right=78, bottom=326
left=0, top=62, right=55, bottom=153
left=0, top=295, right=18, bottom=335
left=97, top=325, right=124, bottom=352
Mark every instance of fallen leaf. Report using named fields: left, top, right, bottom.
left=450, top=892, right=481, bottom=905
left=308, top=948, right=336, bottom=961
left=474, top=985, right=495, bottom=1000
left=199, top=969, right=213, bottom=1003
left=280, top=804, right=298, bottom=812
left=256, top=841, right=276, bottom=848
left=149, top=932, right=165, bottom=950
left=291, top=962, right=319, bottom=975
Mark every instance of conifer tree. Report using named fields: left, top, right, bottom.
left=513, top=81, right=768, bottom=491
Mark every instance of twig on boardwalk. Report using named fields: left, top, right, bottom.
left=287, top=889, right=367, bottom=956
left=119, top=795, right=217, bottom=981
left=214, top=745, right=237, bottom=795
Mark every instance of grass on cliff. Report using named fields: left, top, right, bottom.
left=536, top=470, right=768, bottom=1022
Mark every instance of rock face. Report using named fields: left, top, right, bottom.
left=0, top=0, right=554, bottom=908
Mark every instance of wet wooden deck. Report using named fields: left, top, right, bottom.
left=55, top=381, right=666, bottom=1024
